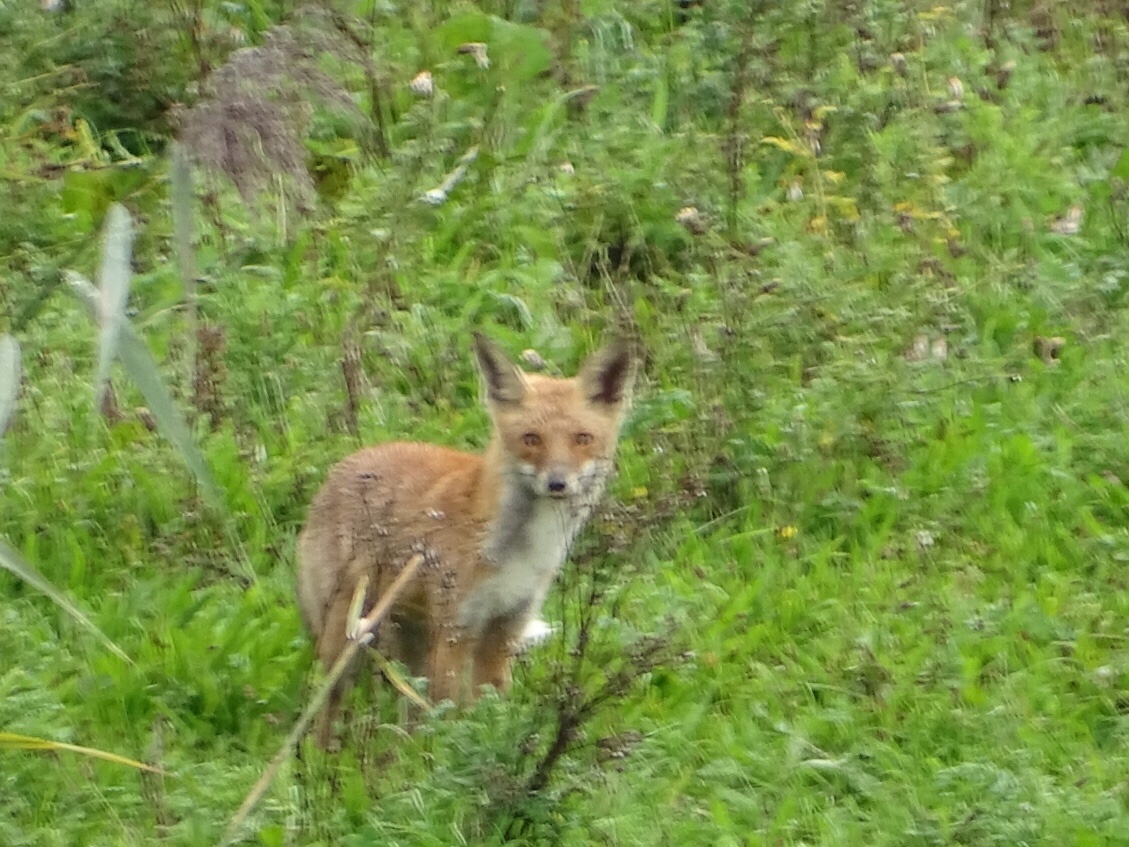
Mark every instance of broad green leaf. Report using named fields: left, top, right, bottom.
left=434, top=13, right=551, bottom=83
left=434, top=10, right=493, bottom=52
left=60, top=167, right=148, bottom=234
left=0, top=334, right=19, bottom=438
left=60, top=170, right=117, bottom=232
left=0, top=538, right=131, bottom=664
left=67, top=272, right=222, bottom=508
left=95, top=203, right=134, bottom=406
left=0, top=732, right=159, bottom=772
left=1112, top=146, right=1129, bottom=180
left=490, top=17, right=552, bottom=82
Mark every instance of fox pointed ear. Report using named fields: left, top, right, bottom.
left=579, top=336, right=636, bottom=407
left=473, top=332, right=526, bottom=405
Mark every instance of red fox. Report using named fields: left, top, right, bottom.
left=296, top=333, right=636, bottom=743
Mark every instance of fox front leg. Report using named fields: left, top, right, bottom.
left=427, top=627, right=473, bottom=705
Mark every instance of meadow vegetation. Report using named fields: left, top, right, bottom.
left=3, top=0, right=1129, bottom=844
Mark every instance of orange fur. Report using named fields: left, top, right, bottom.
left=296, top=334, right=636, bottom=744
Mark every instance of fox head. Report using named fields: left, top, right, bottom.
left=473, top=333, right=637, bottom=501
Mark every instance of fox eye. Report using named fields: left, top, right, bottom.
left=522, top=432, right=542, bottom=447
left=574, top=432, right=593, bottom=446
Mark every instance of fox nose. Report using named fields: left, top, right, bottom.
left=546, top=475, right=568, bottom=496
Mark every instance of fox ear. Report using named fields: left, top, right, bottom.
left=473, top=332, right=526, bottom=405
left=579, top=337, right=636, bottom=407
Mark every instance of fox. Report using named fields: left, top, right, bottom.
left=296, top=332, right=637, bottom=744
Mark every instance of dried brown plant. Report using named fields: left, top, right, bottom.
left=177, top=12, right=365, bottom=211
left=192, top=321, right=228, bottom=430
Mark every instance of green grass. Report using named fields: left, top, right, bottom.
left=3, top=0, right=1129, bottom=844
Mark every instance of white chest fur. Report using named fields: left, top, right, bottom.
left=458, top=498, right=582, bottom=636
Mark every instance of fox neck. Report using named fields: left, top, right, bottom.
left=477, top=439, right=585, bottom=570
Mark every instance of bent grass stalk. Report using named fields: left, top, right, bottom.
left=0, top=732, right=161, bottom=773
left=0, top=538, right=131, bottom=664
left=219, top=553, right=426, bottom=847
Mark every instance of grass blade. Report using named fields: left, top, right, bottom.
left=171, top=143, right=199, bottom=392
left=0, top=333, right=20, bottom=438
left=0, top=732, right=161, bottom=773
left=650, top=67, right=668, bottom=132
left=67, top=271, right=222, bottom=508
left=370, top=651, right=432, bottom=712
left=170, top=142, right=197, bottom=288
left=95, top=203, right=134, bottom=407
left=0, top=537, right=131, bottom=664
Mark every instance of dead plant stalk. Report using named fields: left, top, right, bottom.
left=218, top=553, right=425, bottom=847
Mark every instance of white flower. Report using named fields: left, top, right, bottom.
left=458, top=42, right=490, bottom=70
left=410, top=70, right=434, bottom=97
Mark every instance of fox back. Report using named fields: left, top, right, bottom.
left=296, top=333, right=636, bottom=743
